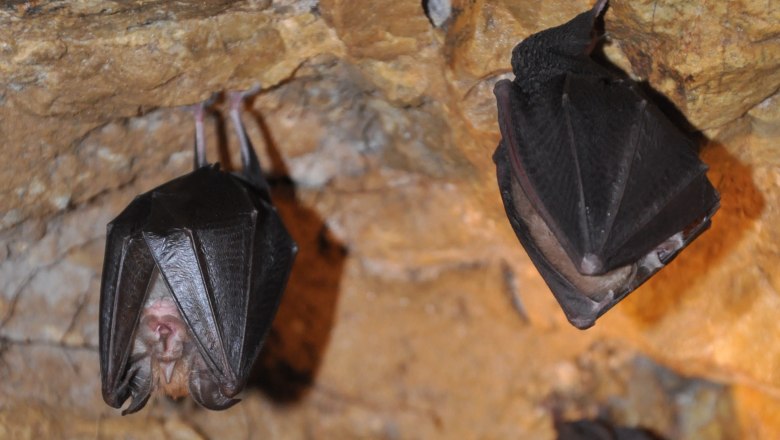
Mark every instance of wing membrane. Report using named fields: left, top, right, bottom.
left=99, top=195, right=155, bottom=407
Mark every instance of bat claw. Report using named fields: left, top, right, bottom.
left=203, top=91, right=220, bottom=108
left=121, top=391, right=152, bottom=415
left=186, top=92, right=219, bottom=113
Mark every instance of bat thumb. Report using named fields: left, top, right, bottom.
left=189, top=371, right=241, bottom=410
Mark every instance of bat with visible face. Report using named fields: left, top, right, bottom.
left=493, top=0, right=719, bottom=329
left=99, top=90, right=297, bottom=414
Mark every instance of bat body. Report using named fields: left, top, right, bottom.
left=99, top=91, right=297, bottom=414
left=493, top=0, right=719, bottom=329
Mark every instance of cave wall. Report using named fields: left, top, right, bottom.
left=1, top=0, right=779, bottom=438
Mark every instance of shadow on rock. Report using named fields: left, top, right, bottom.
left=588, top=32, right=766, bottom=325
left=242, top=102, right=347, bottom=404
left=623, top=140, right=764, bottom=325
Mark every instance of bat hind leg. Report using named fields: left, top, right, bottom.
left=193, top=102, right=207, bottom=169
left=190, top=93, right=218, bottom=170
left=227, top=87, right=267, bottom=190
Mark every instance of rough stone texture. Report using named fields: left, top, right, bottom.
left=607, top=0, right=780, bottom=130
left=445, top=0, right=780, bottom=129
left=1, top=0, right=345, bottom=229
left=1, top=0, right=779, bottom=438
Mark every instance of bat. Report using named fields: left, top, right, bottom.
left=555, top=418, right=661, bottom=440
left=99, top=90, right=297, bottom=414
left=492, top=0, right=720, bottom=329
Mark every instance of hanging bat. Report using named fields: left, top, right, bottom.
left=493, top=0, right=719, bottom=329
left=555, top=418, right=660, bottom=440
left=99, top=90, right=297, bottom=414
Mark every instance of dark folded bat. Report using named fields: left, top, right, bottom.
left=493, top=0, right=719, bottom=329
left=99, top=90, right=297, bottom=414
left=556, top=418, right=661, bottom=440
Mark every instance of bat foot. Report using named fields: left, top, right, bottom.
left=190, top=99, right=211, bottom=168
left=227, top=85, right=263, bottom=110
left=186, top=92, right=219, bottom=119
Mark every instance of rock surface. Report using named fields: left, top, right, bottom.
left=1, top=0, right=778, bottom=438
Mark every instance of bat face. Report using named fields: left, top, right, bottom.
left=100, top=93, right=297, bottom=414
left=135, top=267, right=194, bottom=400
left=493, top=0, right=719, bottom=329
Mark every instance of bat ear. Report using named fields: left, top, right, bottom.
left=188, top=369, right=240, bottom=411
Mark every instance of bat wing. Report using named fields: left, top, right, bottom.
left=144, top=167, right=296, bottom=409
left=494, top=74, right=719, bottom=328
left=562, top=74, right=717, bottom=270
left=100, top=195, right=156, bottom=411
left=101, top=166, right=296, bottom=412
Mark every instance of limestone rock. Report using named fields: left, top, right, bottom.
left=607, top=0, right=780, bottom=130
left=1, top=0, right=779, bottom=438
left=445, top=0, right=779, bottom=130
left=0, top=0, right=343, bottom=230
left=319, top=0, right=431, bottom=61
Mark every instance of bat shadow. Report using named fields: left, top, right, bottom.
left=587, top=39, right=766, bottom=325
left=625, top=139, right=765, bottom=325
left=233, top=102, right=347, bottom=404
